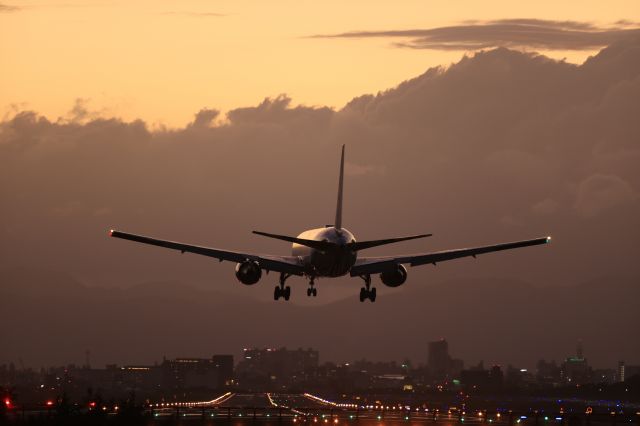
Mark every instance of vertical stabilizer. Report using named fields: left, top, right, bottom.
left=335, top=145, right=345, bottom=230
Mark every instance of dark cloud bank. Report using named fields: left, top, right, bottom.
left=1, top=39, right=639, bottom=368
left=311, top=19, right=640, bottom=50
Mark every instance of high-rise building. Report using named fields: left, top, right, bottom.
left=428, top=339, right=450, bottom=379
left=561, top=342, right=591, bottom=384
left=427, top=339, right=462, bottom=380
left=617, top=361, right=625, bottom=382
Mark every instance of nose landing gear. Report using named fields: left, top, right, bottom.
left=274, top=272, right=291, bottom=301
left=358, top=274, right=376, bottom=302
left=306, top=277, right=317, bottom=297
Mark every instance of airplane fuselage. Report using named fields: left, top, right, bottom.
left=292, top=227, right=357, bottom=277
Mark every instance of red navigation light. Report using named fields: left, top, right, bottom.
left=4, top=398, right=11, bottom=408
left=46, top=400, right=54, bottom=406
left=89, top=401, right=96, bottom=408
left=109, top=229, right=114, bottom=236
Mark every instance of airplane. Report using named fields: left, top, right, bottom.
left=109, top=145, right=551, bottom=302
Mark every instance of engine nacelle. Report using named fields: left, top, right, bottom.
left=380, top=264, right=408, bottom=287
left=235, top=260, right=262, bottom=285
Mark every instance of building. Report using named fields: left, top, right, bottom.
left=427, top=339, right=463, bottom=381
left=460, top=364, right=503, bottom=390
left=237, top=347, right=319, bottom=387
left=161, top=355, right=234, bottom=389
left=560, top=343, right=592, bottom=385
left=617, top=361, right=625, bottom=382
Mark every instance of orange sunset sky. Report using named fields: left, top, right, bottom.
left=2, top=0, right=640, bottom=126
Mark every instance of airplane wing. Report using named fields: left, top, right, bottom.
left=350, top=236, right=551, bottom=276
left=109, top=230, right=305, bottom=275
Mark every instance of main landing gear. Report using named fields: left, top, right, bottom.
left=359, top=274, right=376, bottom=302
left=274, top=272, right=291, bottom=301
left=307, top=277, right=317, bottom=297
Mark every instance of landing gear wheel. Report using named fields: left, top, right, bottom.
left=275, top=273, right=292, bottom=302
left=307, top=276, right=317, bottom=297
left=359, top=274, right=376, bottom=302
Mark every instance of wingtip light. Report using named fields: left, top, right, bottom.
left=546, top=236, right=552, bottom=243
left=109, top=229, right=114, bottom=237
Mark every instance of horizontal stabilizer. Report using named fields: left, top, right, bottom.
left=349, top=234, right=432, bottom=251
left=253, top=231, right=336, bottom=252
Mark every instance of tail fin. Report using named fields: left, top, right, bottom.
left=335, top=144, right=345, bottom=230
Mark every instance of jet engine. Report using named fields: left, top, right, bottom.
left=235, top=260, right=262, bottom=285
left=380, top=264, right=408, bottom=287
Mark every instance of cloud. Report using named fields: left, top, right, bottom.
left=188, top=108, right=220, bottom=128
left=161, top=11, right=225, bottom=18
left=0, top=3, right=19, bottom=12
left=344, top=162, right=385, bottom=177
left=574, top=174, right=639, bottom=217
left=1, top=39, right=640, bottom=302
left=310, top=19, right=640, bottom=51
left=531, top=199, right=559, bottom=216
